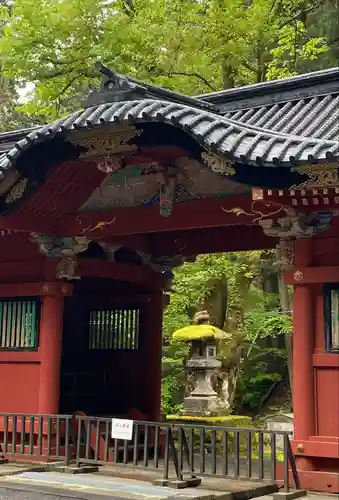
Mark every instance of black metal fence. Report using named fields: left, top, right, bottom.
left=0, top=413, right=73, bottom=464
left=0, top=413, right=300, bottom=493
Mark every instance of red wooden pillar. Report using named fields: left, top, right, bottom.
left=145, top=290, right=163, bottom=422
left=38, top=284, right=71, bottom=415
left=293, top=239, right=315, bottom=470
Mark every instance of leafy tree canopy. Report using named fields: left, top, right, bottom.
left=0, top=0, right=335, bottom=120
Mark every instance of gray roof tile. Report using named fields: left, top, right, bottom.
left=0, top=68, right=338, bottom=179
left=224, top=93, right=339, bottom=142
left=0, top=98, right=338, bottom=178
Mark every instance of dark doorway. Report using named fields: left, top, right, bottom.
left=59, top=278, right=146, bottom=417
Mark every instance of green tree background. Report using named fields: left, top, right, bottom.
left=0, top=0, right=337, bottom=123
left=162, top=252, right=293, bottom=416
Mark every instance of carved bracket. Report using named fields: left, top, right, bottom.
left=30, top=234, right=90, bottom=258
left=259, top=215, right=316, bottom=238
left=276, top=238, right=295, bottom=270
left=56, top=257, right=80, bottom=280
left=260, top=210, right=339, bottom=240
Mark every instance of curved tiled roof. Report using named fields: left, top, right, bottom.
left=0, top=98, right=338, bottom=178
left=224, top=94, right=339, bottom=141
left=200, top=67, right=339, bottom=144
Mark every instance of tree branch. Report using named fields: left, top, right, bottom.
left=278, top=0, right=325, bottom=28
left=159, top=71, right=218, bottom=92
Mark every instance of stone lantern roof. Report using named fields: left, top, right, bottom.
left=172, top=311, right=229, bottom=342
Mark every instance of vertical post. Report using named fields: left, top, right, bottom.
left=292, top=239, right=315, bottom=470
left=145, top=290, right=163, bottom=422
left=38, top=293, right=64, bottom=415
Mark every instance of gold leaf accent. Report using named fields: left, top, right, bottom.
left=0, top=169, right=20, bottom=196
left=291, top=163, right=339, bottom=190
left=221, top=202, right=284, bottom=222
left=75, top=216, right=116, bottom=234
left=201, top=152, right=236, bottom=176
left=70, top=125, right=143, bottom=157
left=5, top=178, right=28, bottom=204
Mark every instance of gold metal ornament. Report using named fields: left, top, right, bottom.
left=291, top=163, right=339, bottom=190
left=5, top=178, right=28, bottom=204
left=293, top=270, right=304, bottom=282
left=0, top=169, right=20, bottom=196
left=201, top=152, right=236, bottom=176
left=69, top=125, right=143, bottom=158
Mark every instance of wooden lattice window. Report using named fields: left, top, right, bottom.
left=0, top=298, right=40, bottom=350
left=324, top=285, right=339, bottom=353
left=88, top=308, right=140, bottom=350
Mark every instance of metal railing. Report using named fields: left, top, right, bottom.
left=0, top=413, right=73, bottom=464
left=0, top=412, right=300, bottom=493
left=74, top=415, right=300, bottom=491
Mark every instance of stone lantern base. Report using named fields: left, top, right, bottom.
left=182, top=395, right=228, bottom=417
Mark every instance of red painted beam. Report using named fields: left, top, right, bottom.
left=0, top=282, right=72, bottom=297
left=0, top=260, right=45, bottom=283
left=292, top=439, right=339, bottom=459
left=77, top=258, right=159, bottom=286
left=313, top=354, right=339, bottom=367
left=149, top=226, right=277, bottom=256
left=0, top=352, right=40, bottom=363
left=59, top=196, right=282, bottom=238
left=0, top=214, right=58, bottom=234
left=43, top=257, right=162, bottom=287
left=0, top=197, right=253, bottom=236
left=284, top=266, right=339, bottom=284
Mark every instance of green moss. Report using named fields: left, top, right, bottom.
left=166, top=414, right=252, bottom=426
left=172, top=324, right=228, bottom=342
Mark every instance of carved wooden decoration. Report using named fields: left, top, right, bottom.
left=69, top=125, right=142, bottom=158
left=5, top=178, right=28, bottom=204
left=291, top=163, right=339, bottom=190
left=201, top=152, right=236, bottom=176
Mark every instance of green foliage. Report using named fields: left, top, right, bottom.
left=162, top=336, right=188, bottom=416
left=162, top=252, right=292, bottom=415
left=0, top=0, right=335, bottom=120
left=0, top=2, right=33, bottom=130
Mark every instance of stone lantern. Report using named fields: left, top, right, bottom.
left=173, top=311, right=230, bottom=417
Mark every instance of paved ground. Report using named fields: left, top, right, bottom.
left=0, top=472, right=230, bottom=500
left=0, top=488, right=336, bottom=500
left=0, top=465, right=336, bottom=500
left=0, top=486, right=125, bottom=500
left=256, top=496, right=337, bottom=500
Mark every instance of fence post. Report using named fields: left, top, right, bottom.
left=65, top=417, right=71, bottom=466
left=283, top=434, right=290, bottom=493
left=287, top=434, right=301, bottom=490
left=163, top=426, right=170, bottom=480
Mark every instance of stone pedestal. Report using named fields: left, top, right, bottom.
left=183, top=355, right=223, bottom=416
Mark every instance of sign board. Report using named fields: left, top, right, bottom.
left=111, top=418, right=134, bottom=441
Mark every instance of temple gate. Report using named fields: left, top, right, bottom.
left=0, top=65, right=338, bottom=492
